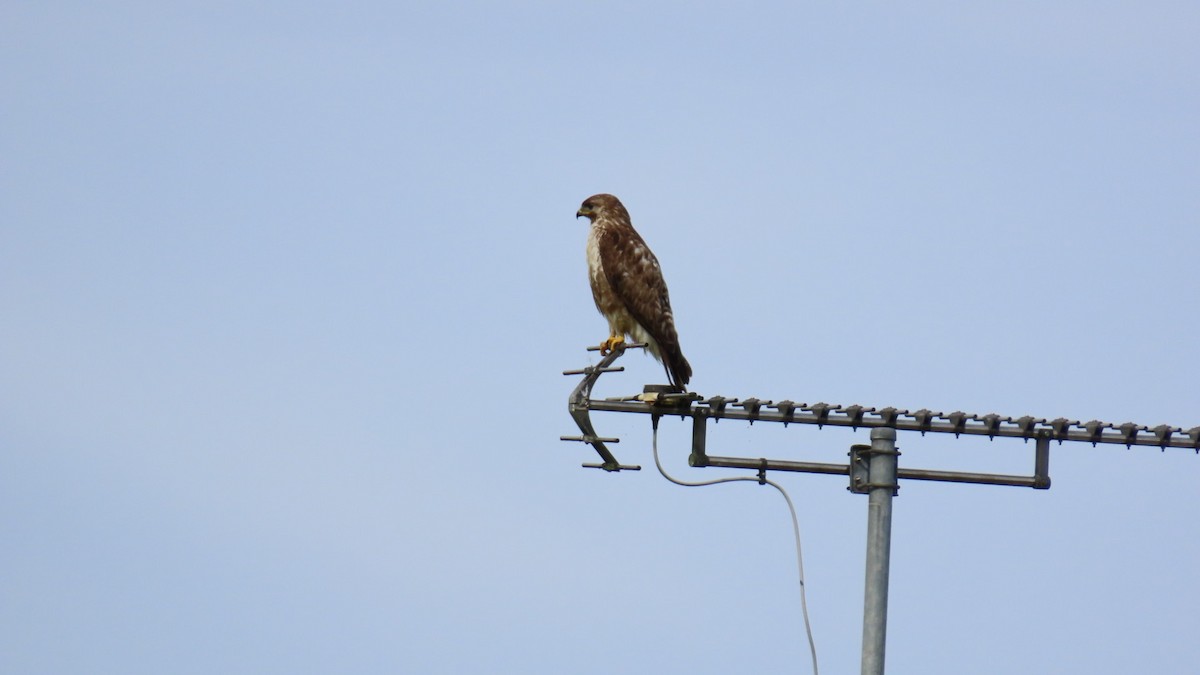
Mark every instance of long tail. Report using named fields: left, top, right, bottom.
left=663, top=343, right=692, bottom=390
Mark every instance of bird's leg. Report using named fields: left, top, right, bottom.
left=599, top=335, right=626, bottom=355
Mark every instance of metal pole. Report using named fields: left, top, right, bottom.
left=861, top=427, right=898, bottom=675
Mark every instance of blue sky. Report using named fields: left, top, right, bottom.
left=3, top=2, right=1198, bottom=673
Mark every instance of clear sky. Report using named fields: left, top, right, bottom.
left=3, top=2, right=1198, bottom=673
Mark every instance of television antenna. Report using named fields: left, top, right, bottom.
left=561, top=344, right=1199, bottom=675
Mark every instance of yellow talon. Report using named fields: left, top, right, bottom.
left=599, top=335, right=625, bottom=355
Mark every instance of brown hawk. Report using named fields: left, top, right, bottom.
left=576, top=193, right=692, bottom=389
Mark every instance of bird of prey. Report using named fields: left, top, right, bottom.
left=576, top=193, right=692, bottom=390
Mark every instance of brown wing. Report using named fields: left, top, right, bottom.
left=597, top=225, right=692, bottom=387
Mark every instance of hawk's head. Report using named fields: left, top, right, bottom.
left=576, top=193, right=623, bottom=223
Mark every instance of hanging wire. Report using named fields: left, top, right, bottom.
left=651, top=416, right=819, bottom=675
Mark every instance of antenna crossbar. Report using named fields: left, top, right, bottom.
left=587, top=398, right=1200, bottom=451
left=562, top=346, right=1199, bottom=483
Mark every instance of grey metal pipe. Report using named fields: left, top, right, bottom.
left=583, top=398, right=1200, bottom=451
left=701, top=455, right=1046, bottom=489
left=862, top=427, right=898, bottom=675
